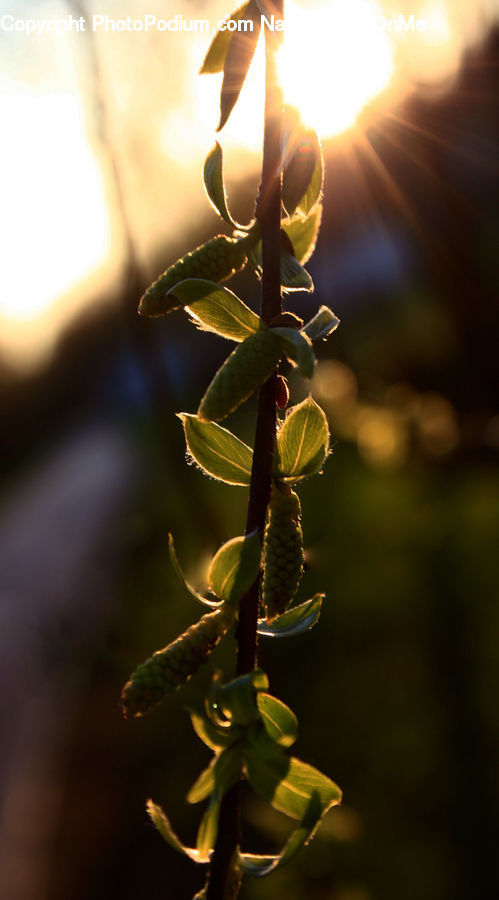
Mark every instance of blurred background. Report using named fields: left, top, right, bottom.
left=1, top=0, right=498, bottom=898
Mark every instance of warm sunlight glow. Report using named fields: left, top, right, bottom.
left=0, top=86, right=111, bottom=367
left=279, top=0, right=394, bottom=137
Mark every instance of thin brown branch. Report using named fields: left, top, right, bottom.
left=205, top=4, right=284, bottom=897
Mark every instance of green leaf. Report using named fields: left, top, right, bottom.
left=283, top=205, right=322, bottom=264
left=171, top=279, right=260, bottom=342
left=298, top=133, right=324, bottom=215
left=257, top=693, right=298, bottom=747
left=282, top=130, right=322, bottom=217
left=244, top=738, right=342, bottom=820
left=303, top=306, right=340, bottom=342
left=271, top=327, right=316, bottom=379
left=217, top=3, right=261, bottom=131
left=218, top=670, right=269, bottom=726
left=247, top=241, right=314, bottom=292
left=208, top=531, right=261, bottom=604
left=280, top=250, right=314, bottom=292
left=168, top=534, right=220, bottom=608
left=238, top=792, right=323, bottom=876
left=146, top=800, right=203, bottom=862
left=187, top=758, right=217, bottom=805
left=200, top=2, right=251, bottom=74
left=196, top=793, right=221, bottom=862
left=203, top=143, right=240, bottom=228
left=187, top=746, right=243, bottom=805
left=257, top=595, right=324, bottom=637
left=189, top=707, right=239, bottom=752
left=273, top=759, right=341, bottom=820
left=179, top=414, right=253, bottom=486
left=274, top=397, right=329, bottom=481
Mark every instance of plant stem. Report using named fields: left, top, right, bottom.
left=205, top=6, right=283, bottom=898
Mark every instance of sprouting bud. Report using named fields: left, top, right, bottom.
left=121, top=605, right=235, bottom=718
left=198, top=328, right=282, bottom=422
left=275, top=375, right=290, bottom=410
left=139, top=236, right=248, bottom=317
left=261, top=483, right=304, bottom=622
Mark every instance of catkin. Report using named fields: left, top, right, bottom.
left=139, top=235, right=248, bottom=317
left=261, top=483, right=304, bottom=622
left=198, top=328, right=282, bottom=422
left=121, top=605, right=235, bottom=718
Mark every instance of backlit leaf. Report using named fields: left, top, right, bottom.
left=218, top=3, right=261, bottom=131
left=257, top=693, right=298, bottom=747
left=196, top=794, right=221, bottom=862
left=217, top=670, right=269, bottom=726
left=238, top=792, right=323, bottom=875
left=187, top=746, right=243, bottom=804
left=283, top=205, right=322, bottom=264
left=303, top=306, right=340, bottom=342
left=146, top=800, right=202, bottom=862
left=274, top=397, right=329, bottom=481
left=175, top=280, right=260, bottom=342
left=280, top=250, right=314, bottom=292
left=208, top=531, right=261, bottom=604
left=271, top=327, right=316, bottom=378
left=200, top=2, right=251, bottom=74
left=189, top=707, right=239, bottom=751
left=179, top=414, right=253, bottom=486
left=168, top=534, right=220, bottom=608
left=257, top=594, right=324, bottom=637
left=244, top=738, right=341, bottom=820
left=297, top=132, right=323, bottom=215
left=203, top=143, right=240, bottom=228
left=282, top=130, right=321, bottom=217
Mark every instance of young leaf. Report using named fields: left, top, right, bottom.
left=238, top=791, right=323, bottom=876
left=217, top=3, right=261, bottom=131
left=246, top=241, right=314, bottom=292
left=196, top=793, right=221, bottom=862
left=172, top=279, right=260, bottom=342
left=200, top=2, right=252, bottom=74
left=257, top=693, right=298, bottom=747
left=282, top=130, right=321, bottom=217
left=187, top=744, right=243, bottom=806
left=168, top=534, right=221, bottom=608
left=208, top=531, right=261, bottom=604
left=271, top=327, right=316, bottom=378
left=197, top=329, right=282, bottom=422
left=189, top=746, right=243, bottom=807
left=283, top=205, right=322, bottom=264
left=272, top=758, right=342, bottom=820
left=244, top=738, right=342, bottom=820
left=187, top=757, right=217, bottom=805
left=303, top=306, right=340, bottom=342
left=280, top=250, right=314, bottom=292
left=274, top=397, right=329, bottom=481
left=297, top=132, right=324, bottom=215
left=257, top=594, right=324, bottom=637
left=278, top=104, right=303, bottom=171
left=203, top=143, right=240, bottom=228
left=146, top=800, right=202, bottom=862
left=189, top=707, right=239, bottom=752
left=179, top=414, right=253, bottom=486
left=218, top=670, right=269, bottom=726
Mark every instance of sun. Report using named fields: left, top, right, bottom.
left=193, top=0, right=395, bottom=152
left=278, top=0, right=394, bottom=138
